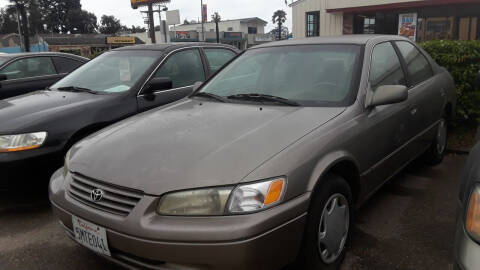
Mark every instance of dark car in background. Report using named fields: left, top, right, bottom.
left=1, top=43, right=238, bottom=188
left=455, top=141, right=480, bottom=270
left=0, top=52, right=88, bottom=99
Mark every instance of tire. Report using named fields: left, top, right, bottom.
left=297, top=173, right=353, bottom=270
left=423, top=117, right=448, bottom=166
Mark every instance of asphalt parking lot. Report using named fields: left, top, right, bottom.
left=0, top=154, right=466, bottom=270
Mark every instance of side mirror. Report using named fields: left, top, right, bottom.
left=0, top=74, right=7, bottom=81
left=193, top=81, right=203, bottom=92
left=143, top=77, right=173, bottom=95
left=368, top=85, right=408, bottom=107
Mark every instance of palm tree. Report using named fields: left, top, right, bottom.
left=212, top=12, right=221, bottom=43
left=272, top=10, right=287, bottom=40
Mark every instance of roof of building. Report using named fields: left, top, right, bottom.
left=42, top=34, right=145, bottom=46
left=178, top=17, right=268, bottom=27
left=113, top=42, right=240, bottom=53
left=253, top=35, right=409, bottom=48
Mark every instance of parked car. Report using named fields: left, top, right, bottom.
left=0, top=52, right=88, bottom=99
left=453, top=76, right=480, bottom=270
left=49, top=35, right=455, bottom=270
left=1, top=43, right=239, bottom=188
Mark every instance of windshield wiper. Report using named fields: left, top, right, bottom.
left=57, top=86, right=97, bottom=94
left=192, top=92, right=229, bottom=103
left=227, top=93, right=300, bottom=106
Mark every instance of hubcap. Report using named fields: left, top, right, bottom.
left=436, top=119, right=447, bottom=154
left=318, top=193, right=349, bottom=264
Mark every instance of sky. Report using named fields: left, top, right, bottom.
left=0, top=0, right=293, bottom=32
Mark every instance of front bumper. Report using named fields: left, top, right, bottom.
left=49, top=169, right=310, bottom=270
left=1, top=145, right=63, bottom=187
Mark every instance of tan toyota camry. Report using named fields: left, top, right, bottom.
left=49, top=35, right=456, bottom=270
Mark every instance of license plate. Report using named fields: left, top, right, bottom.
left=72, top=216, right=111, bottom=257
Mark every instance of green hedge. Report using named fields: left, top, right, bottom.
left=420, top=40, right=480, bottom=125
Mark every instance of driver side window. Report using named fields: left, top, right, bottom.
left=154, top=49, right=205, bottom=88
left=369, top=42, right=406, bottom=91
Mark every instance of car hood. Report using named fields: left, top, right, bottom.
left=70, top=99, right=345, bottom=195
left=0, top=90, right=110, bottom=133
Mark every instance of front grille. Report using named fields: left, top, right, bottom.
left=68, top=173, right=143, bottom=216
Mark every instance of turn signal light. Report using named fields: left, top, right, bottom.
left=264, top=179, right=284, bottom=205
left=466, top=186, right=480, bottom=240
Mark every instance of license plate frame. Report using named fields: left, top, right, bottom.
left=72, top=216, right=111, bottom=257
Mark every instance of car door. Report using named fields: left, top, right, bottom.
left=0, top=56, right=63, bottom=99
left=394, top=41, right=444, bottom=152
left=202, top=47, right=237, bottom=77
left=359, top=41, right=413, bottom=192
left=137, top=48, right=207, bottom=111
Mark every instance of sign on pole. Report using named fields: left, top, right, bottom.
left=398, top=13, right=418, bottom=42
left=166, top=10, right=180, bottom=25
left=202, top=4, right=208, bottom=23
left=131, top=0, right=170, bottom=9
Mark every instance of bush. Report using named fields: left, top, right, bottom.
left=420, top=40, right=480, bottom=125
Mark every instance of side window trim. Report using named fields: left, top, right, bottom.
left=394, top=41, right=434, bottom=87
left=391, top=41, right=412, bottom=88
left=138, top=47, right=206, bottom=96
left=368, top=40, right=407, bottom=90
left=0, top=56, right=58, bottom=81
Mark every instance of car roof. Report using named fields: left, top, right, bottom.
left=0, top=52, right=89, bottom=61
left=253, top=35, right=410, bottom=49
left=113, top=42, right=240, bottom=53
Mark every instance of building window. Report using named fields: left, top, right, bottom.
left=363, top=17, right=376, bottom=34
left=306, top=11, right=320, bottom=37
left=248, top=27, right=257, bottom=34
left=227, top=27, right=233, bottom=31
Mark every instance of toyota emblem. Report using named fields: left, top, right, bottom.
left=90, top=189, right=104, bottom=202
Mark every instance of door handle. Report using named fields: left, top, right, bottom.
left=410, top=108, right=418, bottom=116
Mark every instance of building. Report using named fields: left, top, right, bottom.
left=0, top=34, right=49, bottom=53
left=44, top=34, right=144, bottom=57
left=290, top=0, right=480, bottom=41
left=171, top=17, right=272, bottom=49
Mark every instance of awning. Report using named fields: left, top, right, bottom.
left=327, top=0, right=480, bottom=13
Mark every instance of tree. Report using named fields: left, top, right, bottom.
left=0, top=8, right=19, bottom=34
left=8, top=0, right=30, bottom=51
left=66, top=9, right=97, bottom=34
left=99, top=15, right=122, bottom=35
left=183, top=19, right=190, bottom=25
left=211, top=12, right=221, bottom=43
left=38, top=0, right=82, bottom=33
left=272, top=10, right=287, bottom=40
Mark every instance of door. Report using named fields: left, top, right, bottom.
left=0, top=57, right=62, bottom=99
left=360, top=41, right=411, bottom=192
left=394, top=41, right=443, bottom=153
left=202, top=48, right=237, bottom=77
left=137, top=48, right=206, bottom=111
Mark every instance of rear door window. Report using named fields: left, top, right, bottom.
left=154, top=49, right=206, bottom=88
left=369, top=42, right=406, bottom=90
left=0, top=57, right=56, bottom=80
left=204, top=48, right=236, bottom=74
left=52, top=57, right=84, bottom=74
left=395, top=41, right=433, bottom=86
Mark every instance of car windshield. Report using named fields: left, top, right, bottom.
left=52, top=50, right=159, bottom=93
left=199, top=45, right=362, bottom=107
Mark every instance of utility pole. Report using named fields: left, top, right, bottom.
left=148, top=3, right=156, bottom=44
left=200, top=0, right=204, bottom=41
left=15, top=6, right=24, bottom=52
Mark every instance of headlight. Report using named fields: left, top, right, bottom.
left=466, top=185, right=480, bottom=241
left=157, top=187, right=233, bottom=216
left=157, top=177, right=286, bottom=216
left=0, top=132, right=47, bottom=152
left=228, top=178, right=285, bottom=214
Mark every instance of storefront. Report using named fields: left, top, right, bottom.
left=291, top=0, right=480, bottom=41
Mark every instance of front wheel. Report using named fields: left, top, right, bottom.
left=297, top=174, right=353, bottom=270
left=424, top=118, right=448, bottom=166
